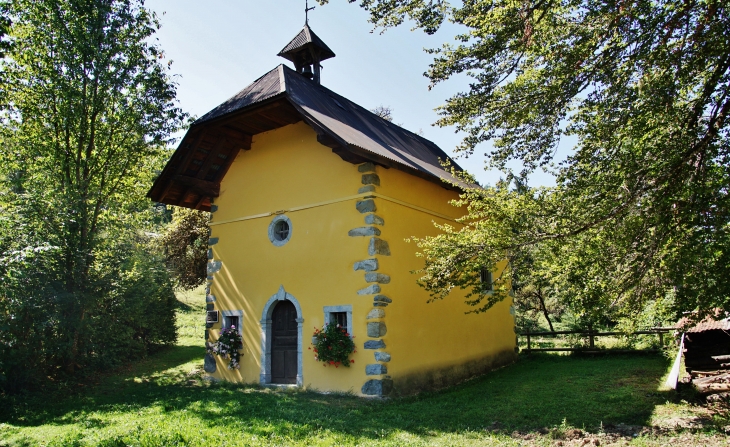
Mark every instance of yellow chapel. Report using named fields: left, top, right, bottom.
left=148, top=24, right=516, bottom=396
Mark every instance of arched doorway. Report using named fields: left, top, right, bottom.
left=260, top=285, right=303, bottom=386
left=271, top=300, right=298, bottom=384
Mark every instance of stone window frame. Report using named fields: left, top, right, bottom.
left=221, top=310, right=243, bottom=336
left=323, top=305, right=353, bottom=338
left=260, top=285, right=304, bottom=386
left=268, top=214, right=293, bottom=247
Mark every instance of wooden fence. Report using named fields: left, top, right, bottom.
left=520, top=327, right=675, bottom=353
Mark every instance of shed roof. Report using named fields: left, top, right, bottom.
left=677, top=313, right=730, bottom=333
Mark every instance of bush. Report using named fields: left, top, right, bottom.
left=160, top=207, right=210, bottom=290
left=207, top=325, right=242, bottom=370
left=311, top=324, right=356, bottom=367
left=0, top=233, right=177, bottom=392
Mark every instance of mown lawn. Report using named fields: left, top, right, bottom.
left=0, top=288, right=727, bottom=447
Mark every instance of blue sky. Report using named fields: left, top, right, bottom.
left=146, top=0, right=557, bottom=187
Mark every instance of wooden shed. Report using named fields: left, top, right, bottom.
left=680, top=317, right=730, bottom=373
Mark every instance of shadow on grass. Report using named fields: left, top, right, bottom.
left=175, top=298, right=195, bottom=312
left=0, top=345, right=204, bottom=425
left=0, top=349, right=684, bottom=443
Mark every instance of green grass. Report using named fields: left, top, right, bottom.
left=0, top=288, right=727, bottom=446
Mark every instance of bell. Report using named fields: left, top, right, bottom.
left=301, top=65, right=313, bottom=79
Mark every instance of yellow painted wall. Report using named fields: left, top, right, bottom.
left=374, top=167, right=516, bottom=391
left=206, top=121, right=515, bottom=395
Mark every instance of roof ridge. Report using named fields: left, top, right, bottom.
left=277, top=64, right=287, bottom=94
left=282, top=67, right=445, bottom=150
left=193, top=66, right=284, bottom=125
left=303, top=23, right=312, bottom=42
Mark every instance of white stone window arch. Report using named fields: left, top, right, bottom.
left=260, top=285, right=304, bottom=386
left=268, top=215, right=292, bottom=246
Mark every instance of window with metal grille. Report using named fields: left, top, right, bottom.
left=224, top=315, right=239, bottom=330
left=223, top=315, right=242, bottom=348
left=273, top=220, right=289, bottom=241
left=329, top=312, right=347, bottom=329
left=323, top=305, right=352, bottom=337
left=268, top=215, right=292, bottom=246
left=480, top=268, right=493, bottom=292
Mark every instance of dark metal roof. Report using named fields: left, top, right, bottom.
left=278, top=24, right=335, bottom=62
left=196, top=66, right=284, bottom=124
left=194, top=64, right=465, bottom=186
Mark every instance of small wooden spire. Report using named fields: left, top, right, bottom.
left=278, top=23, right=335, bottom=85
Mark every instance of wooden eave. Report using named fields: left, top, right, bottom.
left=285, top=101, right=464, bottom=193
left=148, top=84, right=466, bottom=212
left=147, top=96, right=302, bottom=211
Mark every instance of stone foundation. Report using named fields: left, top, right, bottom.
left=390, top=349, right=517, bottom=396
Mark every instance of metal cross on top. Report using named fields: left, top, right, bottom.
left=305, top=0, right=315, bottom=24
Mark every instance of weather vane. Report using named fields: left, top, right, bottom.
left=305, top=0, right=315, bottom=24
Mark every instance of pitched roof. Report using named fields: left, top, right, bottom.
left=195, top=64, right=464, bottom=186
left=148, top=64, right=469, bottom=211
left=677, top=316, right=730, bottom=333
left=278, top=24, right=336, bottom=62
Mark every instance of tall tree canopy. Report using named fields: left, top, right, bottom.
left=330, top=0, right=730, bottom=323
left=160, top=207, right=211, bottom=290
left=0, top=2, right=10, bottom=58
left=0, top=0, right=184, bottom=387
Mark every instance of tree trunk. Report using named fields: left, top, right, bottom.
left=535, top=290, right=554, bottom=332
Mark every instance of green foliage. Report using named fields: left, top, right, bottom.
left=311, top=324, right=356, bottom=367
left=338, top=0, right=730, bottom=323
left=160, top=207, right=210, bottom=290
left=0, top=0, right=183, bottom=390
left=0, top=224, right=177, bottom=390
left=207, top=325, right=242, bottom=370
left=0, top=290, right=722, bottom=445
left=0, top=1, right=10, bottom=58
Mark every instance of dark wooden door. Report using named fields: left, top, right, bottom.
left=271, top=300, right=298, bottom=384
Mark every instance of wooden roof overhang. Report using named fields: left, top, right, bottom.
left=148, top=69, right=469, bottom=211
left=147, top=95, right=302, bottom=211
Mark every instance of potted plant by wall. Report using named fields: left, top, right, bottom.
left=310, top=324, right=356, bottom=367
left=207, top=325, right=243, bottom=370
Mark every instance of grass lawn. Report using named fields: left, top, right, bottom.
left=0, top=288, right=727, bottom=446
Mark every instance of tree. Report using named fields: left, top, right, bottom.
left=0, top=2, right=10, bottom=58
left=160, top=207, right=210, bottom=290
left=333, top=0, right=730, bottom=322
left=0, top=0, right=184, bottom=381
left=371, top=105, right=394, bottom=121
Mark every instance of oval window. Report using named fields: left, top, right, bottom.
left=268, top=215, right=292, bottom=246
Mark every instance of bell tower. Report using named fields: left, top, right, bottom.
left=277, top=22, right=335, bottom=85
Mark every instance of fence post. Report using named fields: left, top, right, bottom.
left=588, top=325, right=595, bottom=349
left=527, top=331, right=531, bottom=353
left=658, top=331, right=664, bottom=347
